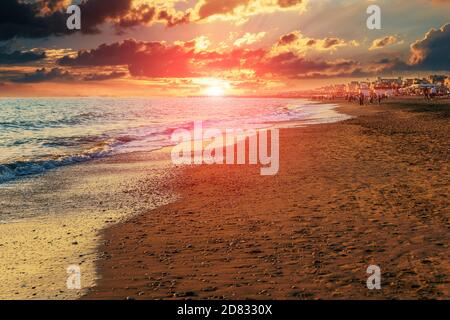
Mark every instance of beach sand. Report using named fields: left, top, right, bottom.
left=0, top=151, right=176, bottom=299
left=84, top=98, right=449, bottom=300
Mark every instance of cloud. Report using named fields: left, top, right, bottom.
left=194, top=0, right=306, bottom=22
left=67, top=0, right=133, bottom=34
left=52, top=20, right=449, bottom=83
left=0, top=0, right=65, bottom=40
left=157, top=9, right=191, bottom=27
left=83, top=71, right=127, bottom=81
left=369, top=36, right=398, bottom=50
left=56, top=36, right=383, bottom=81
left=0, top=50, right=46, bottom=64
left=408, top=23, right=450, bottom=70
left=274, top=31, right=352, bottom=54
left=0, top=0, right=309, bottom=39
left=119, top=0, right=307, bottom=28
left=12, top=67, right=75, bottom=83
left=252, top=52, right=366, bottom=78
left=7, top=66, right=127, bottom=83
left=58, top=39, right=147, bottom=66
left=196, top=0, right=251, bottom=20
left=233, top=32, right=266, bottom=47
left=277, top=32, right=298, bottom=46
left=118, top=3, right=191, bottom=29
left=321, top=37, right=346, bottom=49
left=3, top=0, right=300, bottom=40
left=117, top=4, right=156, bottom=28
left=0, top=0, right=133, bottom=40
left=58, top=39, right=199, bottom=78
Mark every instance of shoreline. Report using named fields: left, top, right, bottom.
left=84, top=98, right=449, bottom=300
left=0, top=98, right=347, bottom=300
left=0, top=150, right=177, bottom=299
left=1, top=98, right=448, bottom=299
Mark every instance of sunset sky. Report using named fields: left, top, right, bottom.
left=0, top=0, right=449, bottom=96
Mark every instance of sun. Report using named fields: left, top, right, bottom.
left=196, top=78, right=231, bottom=96
left=205, top=86, right=226, bottom=97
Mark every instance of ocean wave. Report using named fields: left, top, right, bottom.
left=0, top=129, right=172, bottom=184
left=0, top=97, right=339, bottom=184
left=0, top=111, right=111, bottom=131
left=0, top=150, right=111, bottom=184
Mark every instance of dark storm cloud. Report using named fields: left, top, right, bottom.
left=12, top=67, right=75, bottom=82
left=79, top=0, right=133, bottom=33
left=408, top=23, right=450, bottom=70
left=6, top=66, right=126, bottom=83
left=0, top=50, right=46, bottom=64
left=0, top=0, right=133, bottom=40
left=0, top=0, right=67, bottom=40
left=58, top=39, right=199, bottom=78
left=58, top=39, right=147, bottom=66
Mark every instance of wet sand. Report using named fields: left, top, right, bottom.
left=84, top=98, right=449, bottom=300
left=0, top=151, right=176, bottom=299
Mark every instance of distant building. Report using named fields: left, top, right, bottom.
left=375, top=77, right=403, bottom=88
left=372, top=77, right=402, bottom=96
left=404, top=78, right=430, bottom=87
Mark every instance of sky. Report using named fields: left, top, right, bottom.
left=0, top=0, right=449, bottom=97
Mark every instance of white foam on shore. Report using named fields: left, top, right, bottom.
left=0, top=150, right=177, bottom=299
left=270, top=103, right=353, bottom=129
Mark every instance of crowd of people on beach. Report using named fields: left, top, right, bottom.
left=313, top=87, right=445, bottom=105
left=345, top=93, right=388, bottom=106
left=306, top=75, right=449, bottom=104
left=422, top=87, right=438, bottom=101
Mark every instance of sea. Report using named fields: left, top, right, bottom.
left=0, top=97, right=349, bottom=184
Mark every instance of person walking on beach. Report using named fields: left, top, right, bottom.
left=430, top=87, right=437, bottom=100
left=424, top=88, right=430, bottom=101
left=359, top=93, right=364, bottom=106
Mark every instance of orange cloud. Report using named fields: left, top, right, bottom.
left=273, top=31, right=354, bottom=55
left=369, top=36, right=399, bottom=50
left=54, top=36, right=378, bottom=82
left=193, top=0, right=307, bottom=23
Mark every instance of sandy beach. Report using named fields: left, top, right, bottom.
left=83, top=98, right=449, bottom=300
